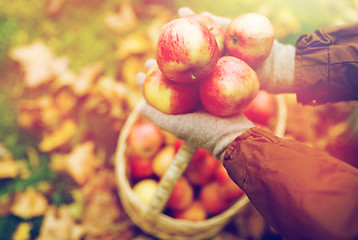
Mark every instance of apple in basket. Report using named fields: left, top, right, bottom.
left=127, top=121, right=164, bottom=158
left=183, top=14, right=225, bottom=56
left=143, top=65, right=200, bottom=114
left=167, top=177, right=194, bottom=211
left=199, top=56, right=259, bottom=117
left=185, top=148, right=219, bottom=186
left=224, top=12, right=274, bottom=67
left=172, top=200, right=207, bottom=221
left=128, top=155, right=153, bottom=180
left=156, top=18, right=220, bottom=83
left=152, top=145, right=176, bottom=178
left=215, top=163, right=245, bottom=201
left=199, top=181, right=231, bottom=215
left=133, top=179, right=158, bottom=206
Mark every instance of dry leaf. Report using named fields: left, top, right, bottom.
left=70, top=62, right=104, bottom=96
left=10, top=188, right=48, bottom=219
left=10, top=41, right=69, bottom=88
left=115, top=33, right=151, bottom=60
left=0, top=160, right=19, bottom=178
left=37, top=205, right=85, bottom=240
left=105, top=2, right=138, bottom=34
left=81, top=169, right=129, bottom=237
left=39, top=119, right=77, bottom=152
left=63, top=141, right=99, bottom=185
left=12, top=222, right=32, bottom=240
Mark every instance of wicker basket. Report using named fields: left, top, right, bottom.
left=115, top=94, right=287, bottom=239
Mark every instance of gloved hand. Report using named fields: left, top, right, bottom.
left=179, top=7, right=296, bottom=94
left=136, top=59, right=255, bottom=161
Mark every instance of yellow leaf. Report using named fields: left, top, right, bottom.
left=64, top=141, right=98, bottom=185
left=115, top=33, right=151, bottom=60
left=39, top=119, right=77, bottom=152
left=10, top=188, right=48, bottom=218
left=38, top=206, right=85, bottom=240
left=105, top=2, right=138, bottom=34
left=12, top=222, right=32, bottom=240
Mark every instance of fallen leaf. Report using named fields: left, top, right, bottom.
left=37, top=205, right=85, bottom=240
left=105, top=2, right=138, bottom=34
left=63, top=141, right=99, bottom=185
left=39, top=119, right=77, bottom=152
left=10, top=41, right=69, bottom=88
left=115, top=33, right=151, bottom=60
left=10, top=187, right=48, bottom=219
left=12, top=222, right=32, bottom=240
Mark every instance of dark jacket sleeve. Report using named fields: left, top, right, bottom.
left=223, top=127, right=358, bottom=240
left=295, top=22, right=358, bottom=105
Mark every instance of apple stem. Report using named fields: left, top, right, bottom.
left=145, top=142, right=197, bottom=218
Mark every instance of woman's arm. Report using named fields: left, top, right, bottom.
left=224, top=127, right=358, bottom=240
left=295, top=22, right=358, bottom=105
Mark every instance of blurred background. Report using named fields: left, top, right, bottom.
left=0, top=0, right=357, bottom=239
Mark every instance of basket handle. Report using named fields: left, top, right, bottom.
left=145, top=142, right=197, bottom=218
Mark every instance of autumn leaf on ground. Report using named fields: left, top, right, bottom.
left=63, top=141, right=99, bottom=185
left=105, top=2, right=138, bottom=34
left=10, top=187, right=48, bottom=219
left=115, top=33, right=152, bottom=60
left=37, top=205, right=85, bottom=240
left=39, top=119, right=77, bottom=152
left=9, top=41, right=69, bottom=88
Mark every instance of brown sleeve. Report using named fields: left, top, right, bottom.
left=295, top=22, right=358, bottom=105
left=223, top=127, right=358, bottom=240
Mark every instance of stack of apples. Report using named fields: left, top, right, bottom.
left=127, top=120, right=245, bottom=221
left=143, top=12, right=276, bottom=117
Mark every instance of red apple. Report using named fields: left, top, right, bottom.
left=199, top=181, right=231, bottom=215
left=152, top=145, right=176, bottom=177
left=244, top=90, right=277, bottom=125
left=127, top=121, right=164, bottom=158
left=172, top=200, right=207, bottom=221
left=156, top=18, right=220, bottom=83
left=184, top=14, right=225, bottom=56
left=128, top=155, right=153, bottom=179
left=185, top=148, right=219, bottom=186
left=143, top=65, right=200, bottom=114
left=167, top=177, right=194, bottom=211
left=199, top=56, right=259, bottom=117
left=173, top=139, right=184, bottom=153
left=215, top=163, right=244, bottom=201
left=224, top=13, right=274, bottom=67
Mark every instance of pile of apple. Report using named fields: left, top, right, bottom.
left=127, top=119, right=245, bottom=221
left=143, top=12, right=276, bottom=117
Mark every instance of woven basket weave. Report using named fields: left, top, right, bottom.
left=115, top=95, right=287, bottom=239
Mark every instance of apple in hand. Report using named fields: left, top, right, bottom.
left=143, top=65, right=200, bottom=114
left=172, top=200, right=207, bottom=221
left=224, top=12, right=274, bottom=67
left=152, top=145, right=176, bottom=177
left=184, top=14, right=225, bottom=56
left=127, top=121, right=164, bottom=158
left=185, top=148, right=219, bottom=186
left=167, top=177, right=194, bottom=211
left=128, top=156, right=153, bottom=180
left=199, top=56, right=259, bottom=117
left=215, top=163, right=244, bottom=201
left=244, top=90, right=277, bottom=125
left=156, top=18, right=220, bottom=83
